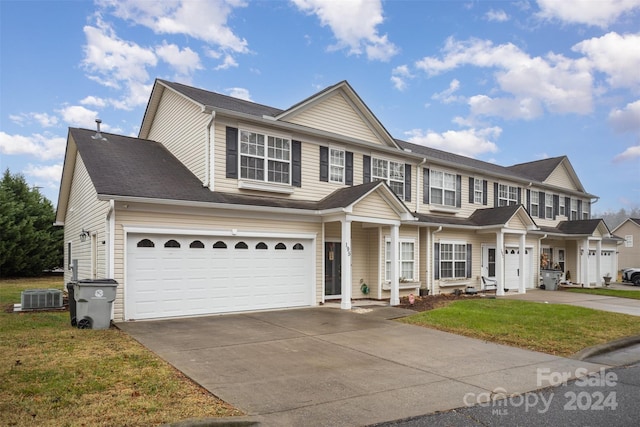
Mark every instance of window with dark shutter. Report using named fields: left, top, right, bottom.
left=494, top=182, right=499, bottom=207
left=482, top=180, right=488, bottom=205
left=319, top=146, right=328, bottom=182
left=291, top=140, right=301, bottom=187
left=456, top=175, right=462, bottom=208
left=423, top=168, right=430, bottom=204
left=404, top=164, right=411, bottom=202
left=345, top=151, right=353, bottom=186
left=433, top=242, right=440, bottom=280
left=363, top=155, right=371, bottom=183
left=466, top=244, right=472, bottom=278
left=539, top=191, right=546, bottom=218
left=226, top=127, right=238, bottom=179
left=469, top=177, right=475, bottom=204
left=553, top=195, right=559, bottom=218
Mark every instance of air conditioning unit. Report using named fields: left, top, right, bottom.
left=20, top=289, right=63, bottom=310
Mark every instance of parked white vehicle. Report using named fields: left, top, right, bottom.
left=621, top=268, right=640, bottom=286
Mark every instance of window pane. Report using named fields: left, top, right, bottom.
left=401, top=262, right=414, bottom=280
left=389, top=181, right=404, bottom=198
left=441, top=262, right=453, bottom=278
left=441, top=243, right=452, bottom=260
left=454, top=262, right=466, bottom=277
left=431, top=188, right=443, bottom=205
left=241, top=156, right=264, bottom=180
left=443, top=173, right=456, bottom=190
left=372, top=158, right=388, bottom=179
left=267, top=160, right=289, bottom=183
left=389, top=162, right=404, bottom=180
left=431, top=170, right=443, bottom=187
left=444, top=190, right=456, bottom=206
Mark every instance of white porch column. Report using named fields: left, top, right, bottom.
left=581, top=238, right=589, bottom=287
left=390, top=224, right=400, bottom=306
left=341, top=219, right=352, bottom=309
left=518, top=233, right=526, bottom=293
left=496, top=231, right=505, bottom=296
left=596, top=240, right=602, bottom=286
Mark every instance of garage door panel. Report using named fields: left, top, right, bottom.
left=127, top=234, right=313, bottom=320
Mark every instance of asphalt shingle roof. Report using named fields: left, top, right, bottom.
left=506, top=157, right=566, bottom=182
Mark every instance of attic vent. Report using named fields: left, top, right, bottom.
left=91, top=118, right=107, bottom=141
left=20, top=289, right=63, bottom=310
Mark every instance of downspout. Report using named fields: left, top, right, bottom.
left=204, top=110, right=216, bottom=189
left=430, top=226, right=442, bottom=295
left=106, top=200, right=115, bottom=278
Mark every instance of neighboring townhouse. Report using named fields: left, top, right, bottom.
left=612, top=218, right=640, bottom=271
left=55, top=79, right=618, bottom=322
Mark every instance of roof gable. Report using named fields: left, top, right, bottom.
left=508, top=156, right=585, bottom=192
left=557, top=219, right=611, bottom=236
left=612, top=218, right=640, bottom=234
left=276, top=81, right=399, bottom=148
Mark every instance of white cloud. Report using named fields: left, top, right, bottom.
left=469, top=95, right=544, bottom=120
left=613, top=144, right=640, bottom=162
left=8, top=112, right=58, bottom=127
left=432, top=79, right=463, bottom=104
left=57, top=105, right=100, bottom=128
left=391, top=65, right=412, bottom=91
left=404, top=127, right=501, bottom=157
left=609, top=99, right=640, bottom=133
left=485, top=9, right=509, bottom=22
left=224, top=87, right=252, bottom=101
left=536, top=0, right=640, bottom=28
left=99, top=0, right=249, bottom=53
left=415, top=37, right=594, bottom=119
left=24, top=163, right=63, bottom=189
left=0, top=132, right=66, bottom=161
left=214, top=54, right=239, bottom=70
left=155, top=41, right=203, bottom=76
left=82, top=17, right=156, bottom=110
left=80, top=96, right=107, bottom=108
left=573, top=32, right=640, bottom=90
left=292, top=0, right=398, bottom=61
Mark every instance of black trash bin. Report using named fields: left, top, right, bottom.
left=66, top=282, right=77, bottom=326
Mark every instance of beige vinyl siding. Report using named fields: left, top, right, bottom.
left=112, top=206, right=322, bottom=321
left=147, top=88, right=209, bottom=183
left=616, top=221, right=640, bottom=270
left=285, top=93, right=381, bottom=145
left=352, top=191, right=400, bottom=220
left=63, top=153, right=110, bottom=285
left=350, top=225, right=375, bottom=298
left=545, top=163, right=579, bottom=190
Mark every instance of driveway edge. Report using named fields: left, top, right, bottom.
left=571, top=335, right=640, bottom=361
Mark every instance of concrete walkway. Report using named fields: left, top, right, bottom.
left=499, top=287, right=640, bottom=317
left=118, top=307, right=612, bottom=426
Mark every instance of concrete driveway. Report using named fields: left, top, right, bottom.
left=118, top=306, right=610, bottom=426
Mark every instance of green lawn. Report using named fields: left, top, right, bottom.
left=400, top=299, right=640, bottom=357
left=563, top=287, right=640, bottom=300
left=0, top=277, right=241, bottom=426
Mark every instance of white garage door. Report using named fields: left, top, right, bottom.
left=588, top=250, right=615, bottom=284
left=504, top=247, right=535, bottom=290
left=126, top=234, right=314, bottom=320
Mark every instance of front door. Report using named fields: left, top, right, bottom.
left=325, top=242, right=341, bottom=298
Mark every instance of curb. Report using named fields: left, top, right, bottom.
left=571, top=335, right=640, bottom=361
left=160, top=416, right=262, bottom=427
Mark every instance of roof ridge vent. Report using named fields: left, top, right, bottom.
left=92, top=118, right=107, bottom=141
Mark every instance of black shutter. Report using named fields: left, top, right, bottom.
left=363, top=155, right=371, bottom=183
left=517, top=187, right=522, bottom=205
left=466, top=244, right=472, bottom=278
left=434, top=242, right=440, bottom=280
left=526, top=189, right=531, bottom=212
left=319, top=146, right=328, bottom=182
left=494, top=182, right=499, bottom=207
left=456, top=175, right=462, bottom=208
left=292, top=140, right=301, bottom=187
left=469, top=177, right=475, bottom=204
left=404, top=164, right=411, bottom=202
left=423, top=168, right=430, bottom=204
left=226, top=127, right=238, bottom=179
left=539, top=191, right=545, bottom=218
left=483, top=180, right=488, bottom=205
left=345, top=151, right=353, bottom=186
left=565, top=197, right=571, bottom=217
left=577, top=200, right=582, bottom=219
left=553, top=195, right=559, bottom=219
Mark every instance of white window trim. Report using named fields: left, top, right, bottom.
left=384, top=237, right=416, bottom=283
left=530, top=191, right=539, bottom=217
left=439, top=240, right=468, bottom=280
left=372, top=157, right=404, bottom=198
left=239, top=128, right=292, bottom=186
left=329, top=147, right=345, bottom=184
left=499, top=183, right=518, bottom=206
left=545, top=194, right=553, bottom=218
left=474, top=178, right=483, bottom=204
left=559, top=196, right=566, bottom=216
left=430, top=169, right=457, bottom=207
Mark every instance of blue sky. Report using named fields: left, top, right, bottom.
left=1, top=0, right=639, bottom=214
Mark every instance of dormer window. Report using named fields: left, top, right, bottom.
left=240, top=130, right=290, bottom=184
